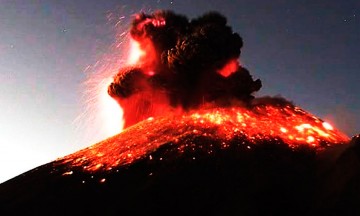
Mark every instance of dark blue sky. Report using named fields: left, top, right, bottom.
left=0, top=0, right=359, bottom=183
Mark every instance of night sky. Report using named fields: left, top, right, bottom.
left=0, top=0, right=359, bottom=183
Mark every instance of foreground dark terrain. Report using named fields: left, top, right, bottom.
left=0, top=106, right=359, bottom=216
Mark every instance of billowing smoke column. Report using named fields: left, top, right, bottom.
left=108, top=10, right=262, bottom=128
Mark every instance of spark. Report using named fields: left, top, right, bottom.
left=74, top=25, right=129, bottom=147
left=280, top=127, right=288, bottom=133
left=62, top=171, right=73, bottom=176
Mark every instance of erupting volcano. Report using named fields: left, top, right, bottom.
left=104, top=10, right=349, bottom=148
left=1, top=10, right=359, bottom=216
left=107, top=10, right=263, bottom=128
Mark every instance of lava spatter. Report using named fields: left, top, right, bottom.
left=58, top=102, right=349, bottom=173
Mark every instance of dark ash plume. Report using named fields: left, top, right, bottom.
left=108, top=10, right=262, bottom=128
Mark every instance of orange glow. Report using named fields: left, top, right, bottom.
left=99, top=78, right=124, bottom=137
left=218, top=59, right=239, bottom=77
left=60, top=104, right=349, bottom=173
left=322, top=122, right=333, bottom=130
left=126, top=37, right=158, bottom=73
left=127, top=39, right=145, bottom=64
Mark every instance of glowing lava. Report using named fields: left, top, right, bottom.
left=60, top=103, right=349, bottom=173
left=99, top=78, right=124, bottom=137
left=89, top=38, right=146, bottom=139
left=218, top=59, right=239, bottom=77
left=127, top=39, right=145, bottom=65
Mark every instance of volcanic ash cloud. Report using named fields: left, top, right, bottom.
left=107, top=10, right=262, bottom=128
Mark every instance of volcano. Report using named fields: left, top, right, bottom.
left=1, top=10, right=360, bottom=216
left=0, top=102, right=360, bottom=216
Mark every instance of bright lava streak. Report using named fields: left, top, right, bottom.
left=322, top=122, right=334, bottom=130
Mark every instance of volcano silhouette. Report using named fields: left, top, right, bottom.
left=0, top=104, right=359, bottom=216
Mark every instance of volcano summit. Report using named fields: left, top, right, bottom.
left=0, top=104, right=359, bottom=215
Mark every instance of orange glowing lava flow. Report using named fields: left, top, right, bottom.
left=60, top=104, right=349, bottom=173
left=190, top=105, right=349, bottom=147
